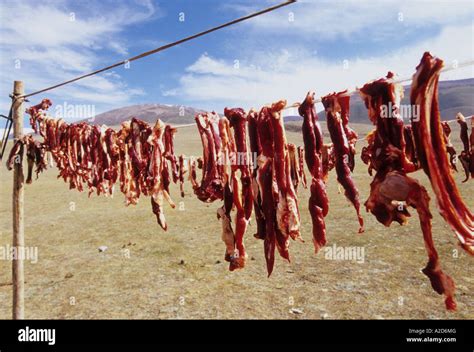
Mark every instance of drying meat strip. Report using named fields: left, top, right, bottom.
left=287, top=143, right=300, bottom=191
left=20, top=101, right=178, bottom=230
left=360, top=64, right=456, bottom=310
left=225, top=107, right=254, bottom=270
left=403, top=125, right=418, bottom=167
left=7, top=135, right=47, bottom=184
left=410, top=52, right=474, bottom=261
left=299, top=92, right=329, bottom=253
left=440, top=121, right=457, bottom=172
left=320, top=143, right=335, bottom=182
left=7, top=136, right=22, bottom=170
left=178, top=154, right=187, bottom=197
left=194, top=112, right=224, bottom=202
left=339, top=94, right=358, bottom=172
left=148, top=119, right=176, bottom=230
left=216, top=114, right=238, bottom=265
left=296, top=146, right=307, bottom=189
left=256, top=105, right=279, bottom=274
left=456, top=113, right=472, bottom=182
left=471, top=118, right=474, bottom=178
left=27, top=99, right=52, bottom=134
left=253, top=101, right=302, bottom=275
left=194, top=110, right=250, bottom=270
left=247, top=109, right=266, bottom=241
left=270, top=101, right=301, bottom=242
left=361, top=130, right=376, bottom=176
left=457, top=113, right=470, bottom=152
left=322, top=91, right=364, bottom=233
left=188, top=157, right=199, bottom=190
left=217, top=184, right=235, bottom=264
left=164, top=125, right=179, bottom=183
left=217, top=114, right=235, bottom=185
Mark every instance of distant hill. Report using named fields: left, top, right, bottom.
left=86, top=78, right=473, bottom=126
left=83, top=104, right=206, bottom=126
left=287, top=78, right=474, bottom=124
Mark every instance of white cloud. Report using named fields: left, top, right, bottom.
left=167, top=22, right=474, bottom=113
left=0, top=0, right=158, bottom=114
left=230, top=0, right=474, bottom=40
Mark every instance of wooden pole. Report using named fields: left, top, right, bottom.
left=12, top=80, right=25, bottom=320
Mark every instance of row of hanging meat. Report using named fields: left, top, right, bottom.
left=6, top=52, right=473, bottom=311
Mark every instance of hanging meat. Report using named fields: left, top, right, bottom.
left=147, top=119, right=176, bottom=230
left=360, top=130, right=376, bottom=176
left=178, top=154, right=187, bottom=197
left=188, top=156, right=199, bottom=190
left=194, top=112, right=224, bottom=202
left=7, top=134, right=47, bottom=183
left=322, top=91, right=364, bottom=233
left=359, top=65, right=456, bottom=310
left=253, top=101, right=302, bottom=275
left=193, top=109, right=253, bottom=270
left=320, top=143, right=335, bottom=182
left=299, top=91, right=329, bottom=253
left=287, top=143, right=301, bottom=192
left=164, top=125, right=179, bottom=183
left=287, top=143, right=309, bottom=192
left=456, top=113, right=472, bottom=182
left=410, top=52, right=474, bottom=260
left=403, top=125, right=418, bottom=167
left=440, top=121, right=457, bottom=172
left=27, top=99, right=52, bottom=134
left=471, top=117, right=474, bottom=178
left=13, top=100, right=178, bottom=230
left=247, top=109, right=266, bottom=241
left=297, top=146, right=308, bottom=188
left=224, top=107, right=254, bottom=270
left=215, top=114, right=236, bottom=266
left=339, top=94, right=358, bottom=172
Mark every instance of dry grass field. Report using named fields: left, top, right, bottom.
left=0, top=121, right=472, bottom=319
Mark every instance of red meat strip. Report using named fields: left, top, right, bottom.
left=360, top=60, right=458, bottom=311
left=322, top=91, right=364, bottom=233
left=194, top=112, right=224, bottom=202
left=297, top=146, right=307, bottom=189
left=440, top=121, right=457, bottom=172
left=164, top=125, right=179, bottom=183
left=456, top=113, right=472, bottom=182
left=248, top=109, right=266, bottom=241
left=225, top=107, right=254, bottom=270
left=178, top=154, right=187, bottom=197
left=298, top=92, right=329, bottom=253
left=411, top=52, right=473, bottom=259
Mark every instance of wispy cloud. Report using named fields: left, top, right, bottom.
left=0, top=0, right=159, bottom=114
left=166, top=22, right=474, bottom=113
left=226, top=0, right=474, bottom=40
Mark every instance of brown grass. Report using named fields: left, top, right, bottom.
left=0, top=122, right=472, bottom=319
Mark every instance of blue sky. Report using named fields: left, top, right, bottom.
left=0, top=0, right=473, bottom=122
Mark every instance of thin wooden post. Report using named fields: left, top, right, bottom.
left=12, top=80, right=25, bottom=320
